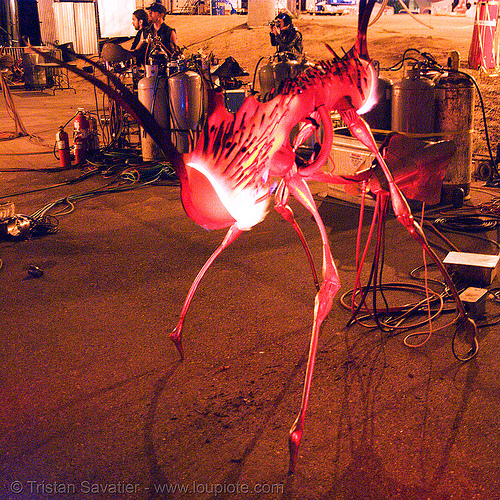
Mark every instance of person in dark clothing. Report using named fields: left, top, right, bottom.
left=269, top=12, right=303, bottom=59
left=130, top=9, right=149, bottom=66
left=145, top=2, right=181, bottom=60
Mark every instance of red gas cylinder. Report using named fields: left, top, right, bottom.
left=73, top=109, right=90, bottom=165
left=56, top=126, right=71, bottom=169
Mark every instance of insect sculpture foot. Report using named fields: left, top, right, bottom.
left=169, top=224, right=245, bottom=362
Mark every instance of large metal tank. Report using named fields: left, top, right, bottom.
left=363, top=76, right=392, bottom=132
left=258, top=58, right=308, bottom=102
left=391, top=62, right=435, bottom=134
left=435, top=68, right=475, bottom=204
left=258, top=59, right=276, bottom=101
left=168, top=71, right=203, bottom=153
left=138, top=75, right=168, bottom=161
left=22, top=50, right=48, bottom=89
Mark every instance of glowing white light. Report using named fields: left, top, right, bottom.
left=357, top=62, right=378, bottom=115
left=188, top=162, right=270, bottom=231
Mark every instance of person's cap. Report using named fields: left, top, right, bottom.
left=146, top=2, right=167, bottom=14
left=275, top=12, right=292, bottom=26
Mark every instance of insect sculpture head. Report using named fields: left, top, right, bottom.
left=353, top=57, right=378, bottom=115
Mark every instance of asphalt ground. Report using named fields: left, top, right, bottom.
left=1, top=63, right=500, bottom=500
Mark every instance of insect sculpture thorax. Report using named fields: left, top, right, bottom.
left=179, top=47, right=377, bottom=233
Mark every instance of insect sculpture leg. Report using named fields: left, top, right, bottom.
left=170, top=224, right=244, bottom=360
left=339, top=108, right=477, bottom=339
left=274, top=179, right=320, bottom=292
left=283, top=172, right=341, bottom=474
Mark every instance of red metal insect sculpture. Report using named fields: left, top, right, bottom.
left=33, top=0, right=477, bottom=473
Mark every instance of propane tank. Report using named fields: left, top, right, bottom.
left=73, top=109, right=90, bottom=165
left=273, top=59, right=298, bottom=96
left=391, top=62, right=436, bottom=135
left=168, top=70, right=203, bottom=153
left=138, top=74, right=168, bottom=161
left=258, top=59, right=276, bottom=101
left=56, top=126, right=71, bottom=169
left=435, top=52, right=475, bottom=204
left=363, top=76, right=392, bottom=132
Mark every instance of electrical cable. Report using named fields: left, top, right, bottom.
left=409, top=262, right=451, bottom=291
left=432, top=214, right=499, bottom=233
left=342, top=187, right=480, bottom=361
left=29, top=162, right=176, bottom=221
left=430, top=212, right=500, bottom=250
left=341, top=282, right=446, bottom=330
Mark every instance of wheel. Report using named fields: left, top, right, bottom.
left=477, top=161, right=492, bottom=181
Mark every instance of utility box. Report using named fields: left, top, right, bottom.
left=443, top=251, right=500, bottom=286
left=308, top=128, right=383, bottom=203
left=459, top=287, right=488, bottom=319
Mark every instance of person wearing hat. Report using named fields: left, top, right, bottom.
left=145, top=2, right=181, bottom=60
left=269, top=12, right=303, bottom=59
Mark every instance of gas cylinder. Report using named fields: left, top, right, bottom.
left=86, top=112, right=99, bottom=153
left=273, top=59, right=303, bottom=96
left=272, top=60, right=291, bottom=93
left=391, top=62, right=436, bottom=135
left=73, top=109, right=90, bottom=165
left=56, top=126, right=71, bottom=169
left=258, top=58, right=307, bottom=102
left=138, top=74, right=168, bottom=161
left=435, top=54, right=475, bottom=204
left=258, top=59, right=276, bottom=101
left=168, top=70, right=203, bottom=153
left=363, top=76, right=392, bottom=132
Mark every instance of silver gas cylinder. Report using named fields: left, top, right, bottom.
left=258, top=59, right=276, bottom=101
left=391, top=62, right=435, bottom=134
left=138, top=74, right=168, bottom=161
left=168, top=70, right=203, bottom=153
left=435, top=55, right=475, bottom=204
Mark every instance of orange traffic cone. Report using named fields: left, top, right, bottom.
left=468, top=0, right=499, bottom=70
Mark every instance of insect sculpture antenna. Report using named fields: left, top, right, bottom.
left=31, top=2, right=476, bottom=473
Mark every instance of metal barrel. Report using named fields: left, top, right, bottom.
left=138, top=75, right=168, bottom=161
left=435, top=72, right=475, bottom=203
